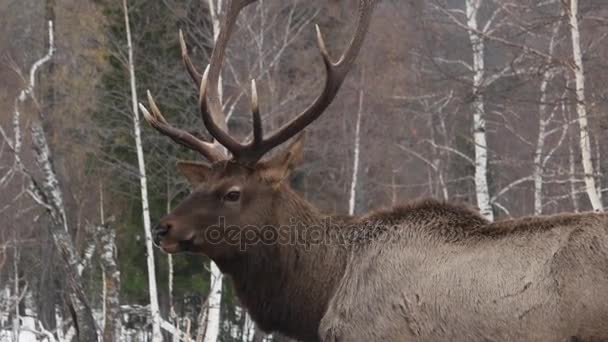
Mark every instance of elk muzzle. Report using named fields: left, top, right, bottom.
left=152, top=217, right=198, bottom=253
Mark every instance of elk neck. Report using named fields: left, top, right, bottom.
left=217, top=184, right=351, bottom=341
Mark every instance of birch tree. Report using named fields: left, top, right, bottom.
left=0, top=20, right=100, bottom=341
left=122, top=0, right=163, bottom=339
left=531, top=4, right=565, bottom=215
left=430, top=0, right=508, bottom=220
left=31, top=122, right=100, bottom=341
left=10, top=238, right=22, bottom=341
left=349, top=72, right=365, bottom=215
left=429, top=0, right=547, bottom=218
left=566, top=0, right=603, bottom=212
left=464, top=0, right=493, bottom=220
left=199, top=1, right=224, bottom=341
left=97, top=214, right=122, bottom=342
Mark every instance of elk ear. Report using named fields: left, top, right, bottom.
left=260, top=133, right=305, bottom=184
left=176, top=161, right=212, bottom=186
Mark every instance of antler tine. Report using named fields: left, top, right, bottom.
left=141, top=90, right=225, bottom=162
left=199, top=65, right=243, bottom=155
left=179, top=29, right=203, bottom=87
left=200, top=0, right=258, bottom=159
left=256, top=0, right=376, bottom=154
left=250, top=79, right=263, bottom=146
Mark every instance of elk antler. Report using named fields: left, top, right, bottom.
left=139, top=92, right=225, bottom=162
left=143, top=0, right=376, bottom=164
left=201, top=0, right=377, bottom=164
left=139, top=31, right=227, bottom=162
left=179, top=29, right=203, bottom=88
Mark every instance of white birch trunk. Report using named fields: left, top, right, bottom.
left=167, top=181, right=175, bottom=322
left=168, top=252, right=176, bottom=337
left=241, top=309, right=254, bottom=342
left=201, top=2, right=224, bottom=341
left=203, top=265, right=222, bottom=342
left=20, top=20, right=99, bottom=341
left=31, top=122, right=100, bottom=341
left=11, top=244, right=20, bottom=341
left=196, top=303, right=208, bottom=342
left=533, top=108, right=548, bottom=215
left=122, top=0, right=163, bottom=339
left=100, top=185, right=107, bottom=332
left=349, top=84, right=364, bottom=215
left=168, top=254, right=174, bottom=316
left=98, top=217, right=122, bottom=342
left=567, top=0, right=603, bottom=211
left=167, top=189, right=179, bottom=342
left=99, top=227, right=122, bottom=341
left=465, top=0, right=493, bottom=221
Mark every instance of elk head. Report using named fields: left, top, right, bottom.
left=140, top=0, right=375, bottom=261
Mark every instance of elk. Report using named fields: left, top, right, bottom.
left=140, top=0, right=608, bottom=341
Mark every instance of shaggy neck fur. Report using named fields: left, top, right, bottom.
left=217, top=185, right=350, bottom=342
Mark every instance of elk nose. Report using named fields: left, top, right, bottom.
left=153, top=222, right=171, bottom=245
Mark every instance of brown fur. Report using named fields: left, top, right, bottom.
left=155, top=142, right=608, bottom=341
left=320, top=199, right=608, bottom=341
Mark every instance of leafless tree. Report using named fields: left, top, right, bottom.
left=0, top=20, right=99, bottom=341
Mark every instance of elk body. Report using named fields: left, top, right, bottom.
left=140, top=0, right=608, bottom=341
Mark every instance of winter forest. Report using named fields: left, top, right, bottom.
left=1, top=0, right=608, bottom=340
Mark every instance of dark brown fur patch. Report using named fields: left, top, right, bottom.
left=357, top=198, right=605, bottom=243
left=352, top=199, right=489, bottom=243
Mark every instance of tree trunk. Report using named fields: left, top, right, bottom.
left=203, top=265, right=223, bottom=342
left=11, top=243, right=20, bottom=341
left=122, top=0, right=163, bottom=340
left=200, top=2, right=224, bottom=342
left=567, top=0, right=603, bottom=211
left=167, top=182, right=181, bottom=342
left=98, top=219, right=122, bottom=342
left=465, top=0, right=493, bottom=221
left=20, top=21, right=99, bottom=340
left=31, top=122, right=99, bottom=341
left=348, top=75, right=364, bottom=215
left=240, top=308, right=252, bottom=342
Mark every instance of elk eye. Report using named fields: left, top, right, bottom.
left=223, top=190, right=241, bottom=202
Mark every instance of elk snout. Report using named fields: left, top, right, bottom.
left=153, top=221, right=172, bottom=246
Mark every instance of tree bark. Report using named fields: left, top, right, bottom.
left=199, top=2, right=224, bottom=342
left=122, top=0, right=163, bottom=340
left=348, top=73, right=364, bottom=215
left=465, top=0, right=493, bottom=221
left=8, top=20, right=100, bottom=341
left=98, top=219, right=122, bottom=342
left=31, top=122, right=99, bottom=342
left=567, top=0, right=603, bottom=211
left=203, top=265, right=223, bottom=342
left=11, top=243, right=20, bottom=341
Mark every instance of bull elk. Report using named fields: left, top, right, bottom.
left=140, top=0, right=608, bottom=341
